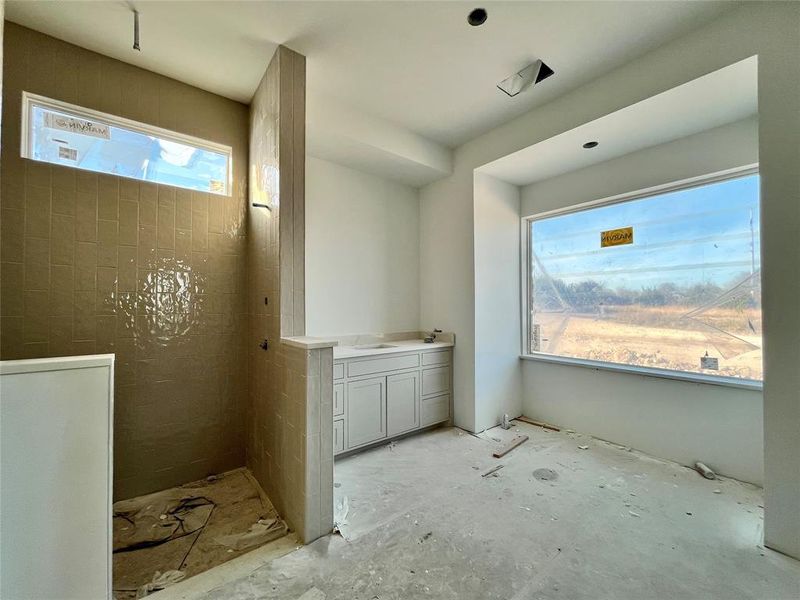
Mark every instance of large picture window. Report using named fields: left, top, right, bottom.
left=525, top=171, right=762, bottom=382
left=21, top=92, right=232, bottom=195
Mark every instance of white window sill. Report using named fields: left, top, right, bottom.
left=519, top=353, right=763, bottom=391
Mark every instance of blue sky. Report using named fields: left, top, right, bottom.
left=33, top=105, right=228, bottom=194
left=532, top=174, right=760, bottom=289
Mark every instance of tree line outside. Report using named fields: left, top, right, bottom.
left=533, top=274, right=759, bottom=314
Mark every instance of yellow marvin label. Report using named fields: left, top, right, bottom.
left=601, top=226, right=634, bottom=248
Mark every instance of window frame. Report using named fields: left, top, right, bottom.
left=519, top=164, right=763, bottom=391
left=20, top=91, right=233, bottom=196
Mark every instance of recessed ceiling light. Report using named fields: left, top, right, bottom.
left=468, top=8, right=488, bottom=26
left=583, top=141, right=599, bottom=149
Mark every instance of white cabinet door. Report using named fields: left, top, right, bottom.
left=346, top=376, right=387, bottom=448
left=333, top=383, right=345, bottom=417
left=333, top=419, right=345, bottom=454
left=387, top=371, right=419, bottom=436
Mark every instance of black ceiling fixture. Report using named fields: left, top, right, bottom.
left=582, top=141, right=599, bottom=149
left=468, top=8, right=488, bottom=26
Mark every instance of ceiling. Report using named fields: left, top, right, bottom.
left=479, top=57, right=758, bottom=187
left=6, top=1, right=733, bottom=149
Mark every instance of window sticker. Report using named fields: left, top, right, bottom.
left=600, top=226, right=634, bottom=248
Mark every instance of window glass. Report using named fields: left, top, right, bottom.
left=23, top=94, right=230, bottom=195
left=529, top=174, right=762, bottom=381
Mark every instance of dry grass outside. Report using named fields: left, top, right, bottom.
left=534, top=306, right=763, bottom=380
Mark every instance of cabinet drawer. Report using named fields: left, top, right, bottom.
left=333, top=362, right=345, bottom=380
left=421, top=394, right=449, bottom=426
left=422, top=366, right=450, bottom=396
left=334, top=419, right=345, bottom=453
left=333, top=383, right=345, bottom=417
left=347, top=353, right=419, bottom=378
left=422, top=350, right=451, bottom=366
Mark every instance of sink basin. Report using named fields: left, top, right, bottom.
left=353, top=343, right=398, bottom=350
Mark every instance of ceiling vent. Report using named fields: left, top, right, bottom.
left=497, top=60, right=554, bottom=97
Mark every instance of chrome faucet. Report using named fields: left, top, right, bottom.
left=424, top=328, right=442, bottom=343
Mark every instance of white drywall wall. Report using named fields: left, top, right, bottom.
left=521, top=118, right=758, bottom=216
left=419, top=3, right=799, bottom=557
left=307, top=93, right=452, bottom=187
left=519, top=118, right=762, bottom=485
left=474, top=172, right=522, bottom=427
left=521, top=362, right=763, bottom=485
left=306, top=156, right=420, bottom=336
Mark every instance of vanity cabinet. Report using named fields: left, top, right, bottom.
left=333, top=348, right=452, bottom=456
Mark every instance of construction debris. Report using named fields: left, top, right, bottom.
left=694, top=461, right=717, bottom=480
left=333, top=496, right=350, bottom=536
left=214, top=518, right=288, bottom=551
left=501, top=414, right=511, bottom=430
left=136, top=570, right=186, bottom=598
left=515, top=416, right=560, bottom=432
left=578, top=445, right=589, bottom=450
left=113, top=491, right=215, bottom=552
left=493, top=435, right=529, bottom=458
left=113, top=469, right=288, bottom=598
left=481, top=464, right=505, bottom=478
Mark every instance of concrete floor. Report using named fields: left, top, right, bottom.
left=158, top=422, right=800, bottom=599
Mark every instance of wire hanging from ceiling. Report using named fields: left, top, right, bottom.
left=132, top=9, right=140, bottom=51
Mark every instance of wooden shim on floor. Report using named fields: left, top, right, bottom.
left=481, top=464, right=504, bottom=478
left=515, top=416, right=560, bottom=432
left=492, top=435, right=529, bottom=458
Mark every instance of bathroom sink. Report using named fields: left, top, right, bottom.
left=353, top=343, right=398, bottom=350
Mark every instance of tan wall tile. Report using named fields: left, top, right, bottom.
left=118, top=199, right=139, bottom=246
left=75, top=242, right=98, bottom=291
left=25, top=185, right=52, bottom=238
left=50, top=214, right=76, bottom=266
left=1, top=209, right=25, bottom=262
left=52, top=186, right=76, bottom=216
left=98, top=175, right=119, bottom=221
left=23, top=290, right=50, bottom=343
left=75, top=170, right=97, bottom=195
left=97, top=220, right=119, bottom=267
left=1, top=263, right=24, bottom=317
left=175, top=189, right=192, bottom=230
left=52, top=167, right=77, bottom=194
left=49, top=265, right=74, bottom=317
left=2, top=23, right=249, bottom=501
left=76, top=191, right=98, bottom=242
left=139, top=184, right=158, bottom=227
left=24, top=237, right=50, bottom=291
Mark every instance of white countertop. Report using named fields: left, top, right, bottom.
left=281, top=336, right=338, bottom=350
left=334, top=339, right=454, bottom=359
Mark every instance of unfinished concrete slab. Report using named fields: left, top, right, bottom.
left=158, top=424, right=800, bottom=599
left=113, top=469, right=288, bottom=598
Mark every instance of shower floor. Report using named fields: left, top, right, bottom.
left=112, top=468, right=288, bottom=598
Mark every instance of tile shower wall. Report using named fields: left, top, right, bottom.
left=247, top=45, right=283, bottom=520
left=0, top=24, right=250, bottom=499
left=248, top=46, right=324, bottom=539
